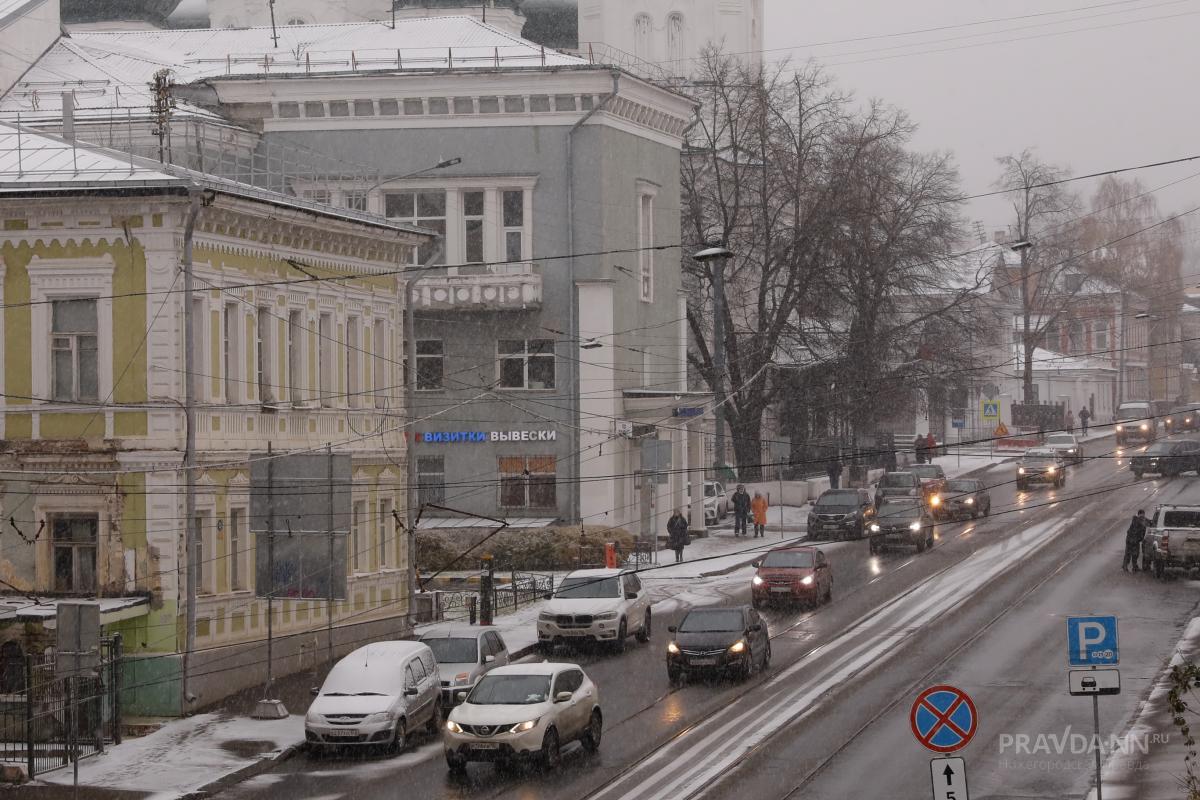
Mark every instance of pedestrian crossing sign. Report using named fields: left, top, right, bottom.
left=981, top=400, right=1000, bottom=421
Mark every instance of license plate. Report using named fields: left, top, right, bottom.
left=690, top=657, right=718, bottom=666
left=473, top=743, right=500, bottom=750
left=327, top=729, right=359, bottom=737
left=770, top=587, right=792, bottom=593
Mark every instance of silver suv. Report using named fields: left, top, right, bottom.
left=537, top=569, right=652, bottom=652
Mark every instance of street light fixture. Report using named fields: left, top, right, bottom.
left=1010, top=240, right=1033, bottom=252
left=693, top=244, right=734, bottom=473
left=363, top=157, right=463, bottom=195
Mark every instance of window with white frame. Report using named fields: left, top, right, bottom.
left=385, top=190, right=446, bottom=264
left=633, top=13, right=652, bottom=60
left=346, top=316, right=361, bottom=408
left=351, top=500, right=366, bottom=572
left=256, top=307, right=273, bottom=403
left=502, top=189, right=526, bottom=264
left=287, top=309, right=304, bottom=404
left=1095, top=320, right=1109, bottom=351
left=343, top=190, right=368, bottom=212
left=194, top=511, right=213, bottom=595
left=498, top=339, right=555, bottom=389
left=638, top=191, right=655, bottom=302
left=378, top=498, right=393, bottom=568
left=301, top=188, right=331, bottom=204
left=416, top=340, right=443, bottom=391
left=191, top=298, right=206, bottom=401
left=373, top=319, right=388, bottom=409
left=50, top=514, right=98, bottom=593
left=463, top=190, right=485, bottom=264
left=417, top=456, right=445, bottom=506
left=51, top=299, right=99, bottom=402
left=229, top=507, right=246, bottom=591
left=223, top=303, right=240, bottom=404
left=319, top=313, right=334, bottom=406
left=499, top=456, right=557, bottom=509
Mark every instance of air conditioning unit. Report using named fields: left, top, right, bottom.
left=614, top=421, right=634, bottom=438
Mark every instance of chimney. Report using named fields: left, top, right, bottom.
left=61, top=92, right=74, bottom=142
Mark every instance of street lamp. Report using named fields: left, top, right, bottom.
left=693, top=244, right=734, bottom=473
left=362, top=157, right=463, bottom=196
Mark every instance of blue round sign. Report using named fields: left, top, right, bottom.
left=910, top=685, right=978, bottom=753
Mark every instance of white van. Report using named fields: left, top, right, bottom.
left=304, top=641, right=441, bottom=752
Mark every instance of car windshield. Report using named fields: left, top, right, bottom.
left=1145, top=442, right=1175, bottom=455
left=467, top=674, right=551, bottom=705
left=705, top=484, right=719, bottom=497
left=678, top=610, right=745, bottom=632
left=879, top=473, right=916, bottom=487
left=910, top=466, right=943, bottom=479
left=1117, top=406, right=1151, bottom=420
left=421, top=637, right=478, bottom=665
left=761, top=550, right=815, bottom=569
left=1023, top=458, right=1057, bottom=466
left=556, top=576, right=621, bottom=599
left=816, top=491, right=858, bottom=512
left=946, top=480, right=977, bottom=492
left=1045, top=435, right=1075, bottom=445
left=877, top=502, right=920, bottom=519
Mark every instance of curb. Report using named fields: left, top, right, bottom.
left=183, top=743, right=299, bottom=799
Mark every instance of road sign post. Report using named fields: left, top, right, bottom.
left=1066, top=616, right=1119, bottom=800
left=929, top=756, right=969, bottom=800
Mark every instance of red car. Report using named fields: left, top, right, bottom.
left=751, top=546, right=832, bottom=608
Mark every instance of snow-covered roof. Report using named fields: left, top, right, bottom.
left=1020, top=346, right=1117, bottom=374
left=0, top=595, right=149, bottom=623
left=417, top=516, right=557, bottom=530
left=0, top=0, right=44, bottom=25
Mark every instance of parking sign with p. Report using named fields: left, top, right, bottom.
left=1067, top=615, right=1119, bottom=666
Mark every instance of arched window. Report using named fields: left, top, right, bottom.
left=633, top=14, right=653, bottom=61
left=666, top=13, right=686, bottom=67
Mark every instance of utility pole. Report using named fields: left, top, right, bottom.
left=693, top=246, right=734, bottom=473
left=268, top=0, right=279, bottom=47
left=1118, top=293, right=1128, bottom=406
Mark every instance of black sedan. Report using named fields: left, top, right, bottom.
left=666, top=606, right=771, bottom=686
left=942, top=478, right=991, bottom=519
left=1130, top=438, right=1200, bottom=478
left=1165, top=405, right=1200, bottom=434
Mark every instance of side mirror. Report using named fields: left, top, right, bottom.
left=543, top=593, right=553, bottom=601
left=457, top=691, right=469, bottom=703
left=667, top=625, right=677, bottom=633
left=555, top=691, right=573, bottom=703
left=751, top=560, right=762, bottom=568
left=405, top=687, right=419, bottom=697
left=310, top=687, right=320, bottom=697
left=484, top=654, right=496, bottom=664
left=749, top=623, right=763, bottom=633
left=625, top=592, right=638, bottom=600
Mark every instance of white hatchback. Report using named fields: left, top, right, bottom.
left=444, top=662, right=602, bottom=771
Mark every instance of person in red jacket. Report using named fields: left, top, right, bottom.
left=925, top=432, right=937, bottom=462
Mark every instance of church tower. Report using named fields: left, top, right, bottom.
left=577, top=0, right=763, bottom=77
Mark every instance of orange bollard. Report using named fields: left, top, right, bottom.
left=605, top=542, right=617, bottom=569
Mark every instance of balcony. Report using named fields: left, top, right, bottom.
left=410, top=265, right=542, bottom=312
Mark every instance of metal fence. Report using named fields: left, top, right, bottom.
left=0, top=635, right=122, bottom=778
left=492, top=572, right=554, bottom=613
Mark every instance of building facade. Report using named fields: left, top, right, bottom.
left=205, top=0, right=525, bottom=33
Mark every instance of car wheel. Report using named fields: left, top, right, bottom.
left=916, top=537, right=927, bottom=553
left=1016, top=481, right=1026, bottom=491
left=668, top=668, right=684, bottom=688
left=582, top=710, right=603, bottom=753
left=612, top=619, right=628, bottom=653
left=636, top=610, right=651, bottom=643
left=1134, top=470, right=1144, bottom=479
left=824, top=581, right=833, bottom=604
left=540, top=728, right=562, bottom=770
left=446, top=752, right=467, bottom=773
left=426, top=701, right=442, bottom=735
left=388, top=719, right=407, bottom=754
left=868, top=539, right=879, bottom=556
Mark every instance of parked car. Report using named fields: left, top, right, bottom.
left=874, top=471, right=922, bottom=506
left=942, top=478, right=991, bottom=519
left=1043, top=432, right=1083, bottom=465
left=869, top=498, right=934, bottom=554
left=686, top=481, right=729, bottom=525
left=420, top=626, right=510, bottom=708
left=1166, top=404, right=1200, bottom=434
left=807, top=489, right=875, bottom=540
left=666, top=606, right=771, bottom=686
left=1130, top=438, right=1200, bottom=478
left=304, top=641, right=441, bottom=753
left=1016, top=448, right=1066, bottom=490
left=750, top=545, right=833, bottom=608
left=1115, top=401, right=1157, bottom=446
left=909, top=463, right=949, bottom=516
left=1142, top=504, right=1200, bottom=579
left=537, top=568, right=651, bottom=652
left=444, top=663, right=602, bottom=771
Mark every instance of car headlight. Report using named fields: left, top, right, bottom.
left=870, top=523, right=880, bottom=532
left=667, top=641, right=680, bottom=654
left=729, top=640, right=746, bottom=654
left=1167, top=419, right=1173, bottom=424
left=364, top=711, right=396, bottom=724
left=446, top=720, right=463, bottom=734
left=1046, top=466, right=1056, bottom=474
left=965, top=497, right=974, bottom=505
left=752, top=575, right=764, bottom=586
left=1141, top=424, right=1149, bottom=431
left=509, top=718, right=540, bottom=733
left=1018, top=467, right=1026, bottom=474
left=1116, top=424, right=1124, bottom=431
left=539, top=611, right=555, bottom=621
left=801, top=575, right=814, bottom=586
left=305, top=712, right=323, bottom=725
left=453, top=672, right=472, bottom=686
left=930, top=495, right=941, bottom=506
left=595, top=611, right=618, bottom=621
left=909, top=522, right=921, bottom=531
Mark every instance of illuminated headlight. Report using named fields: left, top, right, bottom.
left=965, top=498, right=975, bottom=505
left=1046, top=466, right=1056, bottom=474
left=1141, top=424, right=1149, bottom=431
left=1018, top=467, right=1026, bottom=475
left=729, top=640, right=746, bottom=654
left=446, top=720, right=464, bottom=734
left=595, top=612, right=618, bottom=621
left=1068, top=449, right=1076, bottom=454
left=364, top=711, right=396, bottom=725
left=509, top=719, right=540, bottom=733
left=801, top=575, right=814, bottom=586
left=752, top=575, right=764, bottom=586
left=667, top=641, right=680, bottom=654
left=453, top=672, right=472, bottom=686
left=909, top=522, right=921, bottom=531
left=870, top=523, right=880, bottom=532
left=1167, top=419, right=1173, bottom=424
left=1116, top=424, right=1125, bottom=431
left=930, top=495, right=941, bottom=507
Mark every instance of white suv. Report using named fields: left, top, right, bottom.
left=444, top=662, right=602, bottom=771
left=537, top=569, right=651, bottom=652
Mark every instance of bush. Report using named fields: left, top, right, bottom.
left=416, top=525, right=637, bottom=573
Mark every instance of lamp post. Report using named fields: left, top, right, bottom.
left=1010, top=239, right=1035, bottom=405
left=361, top=157, right=463, bottom=204
left=694, top=245, right=734, bottom=474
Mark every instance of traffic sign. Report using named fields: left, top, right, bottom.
left=911, top=685, right=978, bottom=753
left=981, top=400, right=1000, bottom=421
left=1069, top=668, right=1121, bottom=696
left=1067, top=615, right=1119, bottom=666
left=993, top=422, right=1009, bottom=437
left=929, top=757, right=969, bottom=800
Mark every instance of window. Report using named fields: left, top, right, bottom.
left=416, top=340, right=443, bottom=391
left=351, top=500, right=366, bottom=572
left=346, top=316, right=361, bottom=408
left=503, top=190, right=525, bottom=264
left=229, top=508, right=244, bottom=591
left=428, top=97, right=449, bottom=115
left=51, top=514, right=97, bottom=593
left=403, top=99, right=424, bottom=115
left=385, top=190, right=446, bottom=264
left=498, top=340, right=555, bottom=389
left=410, top=655, right=427, bottom=681
left=418, top=456, right=446, bottom=506
left=51, top=299, right=99, bottom=402
left=303, top=102, right=325, bottom=118
left=638, top=192, right=655, bottom=302
left=194, top=512, right=213, bottom=595
left=288, top=309, right=304, bottom=404
left=453, top=97, right=474, bottom=114
left=223, top=303, right=239, bottom=403
left=378, top=498, right=393, bottom=568
left=1095, top=320, right=1109, bottom=351
left=256, top=307, right=272, bottom=403
left=319, top=313, right=334, bottom=406
left=667, top=13, right=686, bottom=66
left=499, top=456, right=556, bottom=509
left=633, top=13, right=652, bottom=60
left=353, top=100, right=375, bottom=117
left=478, top=96, right=500, bottom=114
left=379, top=99, right=400, bottom=115
left=462, top=191, right=486, bottom=264
left=191, top=298, right=206, bottom=401
left=373, top=320, right=388, bottom=409
left=301, top=188, right=330, bottom=203
left=329, top=100, right=350, bottom=117
left=343, top=191, right=368, bottom=212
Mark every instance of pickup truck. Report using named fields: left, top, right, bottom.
left=1142, top=505, right=1200, bottom=579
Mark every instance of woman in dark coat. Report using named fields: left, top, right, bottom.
left=667, top=509, right=689, bottom=563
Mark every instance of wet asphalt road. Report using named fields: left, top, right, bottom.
left=215, top=437, right=1198, bottom=800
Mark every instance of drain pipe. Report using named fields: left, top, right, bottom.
left=566, top=70, right=620, bottom=525
left=181, top=187, right=202, bottom=711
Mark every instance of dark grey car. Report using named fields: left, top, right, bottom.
left=807, top=489, right=875, bottom=540
left=943, top=478, right=991, bottom=519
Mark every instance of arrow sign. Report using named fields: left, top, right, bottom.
left=929, top=757, right=969, bottom=800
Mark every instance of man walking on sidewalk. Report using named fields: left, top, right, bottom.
left=826, top=452, right=843, bottom=490
left=1123, top=509, right=1148, bottom=572
left=1079, top=406, right=1091, bottom=436
left=751, top=492, right=769, bottom=538
left=731, top=484, right=751, bottom=537
left=667, top=509, right=689, bottom=563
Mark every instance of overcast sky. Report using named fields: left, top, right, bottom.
left=764, top=0, right=1200, bottom=264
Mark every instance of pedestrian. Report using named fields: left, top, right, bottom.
left=751, top=492, right=769, bottom=538
left=1079, top=406, right=1091, bottom=436
left=925, top=432, right=938, bottom=462
left=667, top=508, right=689, bottom=564
left=826, top=451, right=843, bottom=490
left=731, top=484, right=751, bottom=537
left=1123, top=509, right=1148, bottom=572
left=1065, top=409, right=1075, bottom=434
left=914, top=434, right=927, bottom=465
